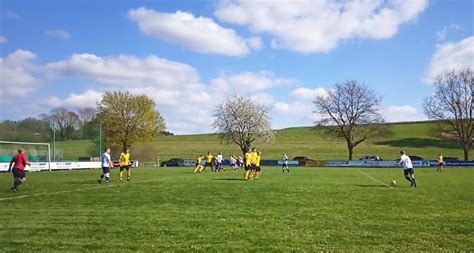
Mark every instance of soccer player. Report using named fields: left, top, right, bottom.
left=399, top=150, right=417, bottom=187
left=249, top=148, right=258, bottom=180
left=282, top=153, right=290, bottom=173
left=244, top=150, right=252, bottom=180
left=215, top=152, right=224, bottom=172
left=98, top=147, right=113, bottom=184
left=230, top=155, right=237, bottom=171
left=203, top=152, right=214, bottom=172
left=255, top=151, right=262, bottom=180
left=437, top=153, right=444, bottom=172
left=238, top=156, right=244, bottom=170
left=194, top=154, right=204, bottom=173
left=119, top=148, right=132, bottom=181
left=8, top=148, right=31, bottom=193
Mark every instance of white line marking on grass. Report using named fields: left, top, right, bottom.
left=357, top=170, right=392, bottom=188
left=0, top=178, right=169, bottom=202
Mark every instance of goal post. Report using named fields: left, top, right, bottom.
left=0, top=141, right=51, bottom=172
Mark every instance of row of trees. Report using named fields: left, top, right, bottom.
left=1, top=92, right=168, bottom=152
left=213, top=69, right=472, bottom=160
left=1, top=69, right=471, bottom=160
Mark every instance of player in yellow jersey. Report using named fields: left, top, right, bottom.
left=244, top=150, right=252, bottom=180
left=437, top=153, right=444, bottom=172
left=249, top=147, right=258, bottom=180
left=203, top=152, right=214, bottom=172
left=194, top=154, right=204, bottom=173
left=119, top=148, right=131, bottom=181
left=255, top=151, right=262, bottom=180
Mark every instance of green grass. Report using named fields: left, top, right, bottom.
left=0, top=167, right=472, bottom=251
left=51, top=121, right=465, bottom=162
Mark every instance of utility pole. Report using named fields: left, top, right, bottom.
left=99, top=123, right=102, bottom=157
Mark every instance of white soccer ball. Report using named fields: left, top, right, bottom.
left=390, top=180, right=397, bottom=186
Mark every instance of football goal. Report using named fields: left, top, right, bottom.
left=0, top=141, right=51, bottom=171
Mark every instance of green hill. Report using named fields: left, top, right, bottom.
left=52, top=121, right=464, bottom=162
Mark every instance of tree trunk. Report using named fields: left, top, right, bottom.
left=348, top=145, right=353, bottom=160
left=463, top=146, right=469, bottom=161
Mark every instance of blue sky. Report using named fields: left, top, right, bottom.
left=0, top=0, right=473, bottom=134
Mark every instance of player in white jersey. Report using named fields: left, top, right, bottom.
left=399, top=150, right=417, bottom=187
left=98, top=147, right=113, bottom=184
left=215, top=152, right=224, bottom=172
left=282, top=153, right=289, bottom=173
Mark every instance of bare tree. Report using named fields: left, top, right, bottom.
left=40, top=107, right=80, bottom=141
left=78, top=107, right=97, bottom=124
left=212, top=95, right=274, bottom=155
left=314, top=80, right=384, bottom=160
left=423, top=69, right=473, bottom=160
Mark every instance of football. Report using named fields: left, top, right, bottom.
left=390, top=180, right=397, bottom=186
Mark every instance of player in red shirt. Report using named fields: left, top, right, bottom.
left=8, top=148, right=30, bottom=193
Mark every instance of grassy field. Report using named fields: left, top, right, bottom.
left=0, top=166, right=472, bottom=251
left=52, top=121, right=465, bottom=162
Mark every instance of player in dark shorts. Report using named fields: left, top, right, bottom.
left=8, top=148, right=31, bottom=193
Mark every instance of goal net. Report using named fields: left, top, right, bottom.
left=0, top=141, right=51, bottom=171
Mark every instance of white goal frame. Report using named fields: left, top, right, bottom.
left=0, top=141, right=51, bottom=172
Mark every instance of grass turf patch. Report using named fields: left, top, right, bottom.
left=0, top=167, right=472, bottom=251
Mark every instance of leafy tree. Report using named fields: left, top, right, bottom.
left=212, top=95, right=274, bottom=155
left=314, top=80, right=385, bottom=160
left=97, top=91, right=166, bottom=149
left=423, top=69, right=473, bottom=160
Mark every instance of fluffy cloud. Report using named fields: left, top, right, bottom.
left=290, top=87, right=328, bottom=102
left=0, top=49, right=39, bottom=100
left=45, top=52, right=214, bottom=134
left=383, top=105, right=424, bottom=122
left=211, top=71, right=296, bottom=93
left=45, top=29, right=71, bottom=40
left=215, top=0, right=428, bottom=53
left=424, top=36, right=474, bottom=83
left=0, top=35, right=6, bottom=44
left=46, top=90, right=103, bottom=108
left=45, top=53, right=201, bottom=88
left=128, top=7, right=260, bottom=56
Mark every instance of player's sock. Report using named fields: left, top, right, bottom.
left=405, top=176, right=412, bottom=184
left=412, top=178, right=417, bottom=187
left=244, top=171, right=250, bottom=180
left=255, top=171, right=261, bottom=179
left=13, top=179, right=21, bottom=191
left=127, top=170, right=131, bottom=180
left=105, top=176, right=110, bottom=183
left=119, top=171, right=123, bottom=181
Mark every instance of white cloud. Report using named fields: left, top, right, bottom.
left=211, top=71, right=296, bottom=93
left=45, top=29, right=71, bottom=40
left=0, top=49, right=39, bottom=101
left=46, top=53, right=201, bottom=88
left=45, top=52, right=215, bottom=134
left=49, top=90, right=103, bottom=107
left=290, top=87, right=328, bottom=102
left=436, top=24, right=460, bottom=41
left=424, top=36, right=474, bottom=83
left=273, top=101, right=318, bottom=128
left=383, top=105, right=424, bottom=122
left=0, top=35, right=7, bottom=44
left=128, top=7, right=259, bottom=56
left=215, top=0, right=428, bottom=53
left=64, top=90, right=102, bottom=107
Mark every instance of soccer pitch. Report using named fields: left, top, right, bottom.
left=0, top=167, right=472, bottom=251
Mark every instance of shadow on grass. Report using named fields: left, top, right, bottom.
left=213, top=178, right=246, bottom=181
left=375, top=138, right=459, bottom=149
